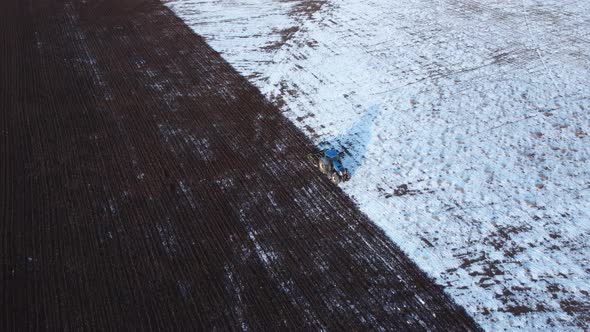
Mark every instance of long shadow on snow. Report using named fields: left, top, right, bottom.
left=318, top=104, right=380, bottom=177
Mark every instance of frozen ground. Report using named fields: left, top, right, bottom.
left=166, top=0, right=590, bottom=330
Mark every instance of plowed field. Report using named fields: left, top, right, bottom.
left=1, top=0, right=479, bottom=330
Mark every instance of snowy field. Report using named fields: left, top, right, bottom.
left=165, top=0, right=590, bottom=330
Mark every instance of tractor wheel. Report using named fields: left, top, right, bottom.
left=342, top=169, right=351, bottom=182
left=319, top=159, right=328, bottom=174
left=331, top=172, right=341, bottom=184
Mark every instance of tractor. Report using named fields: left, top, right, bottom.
left=307, top=148, right=351, bottom=184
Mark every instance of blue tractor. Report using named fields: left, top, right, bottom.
left=307, top=148, right=351, bottom=184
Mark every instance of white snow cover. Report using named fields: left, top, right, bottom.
left=166, top=0, right=590, bottom=330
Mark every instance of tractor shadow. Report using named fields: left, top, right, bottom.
left=318, top=104, right=380, bottom=177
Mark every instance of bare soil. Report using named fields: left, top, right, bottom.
left=1, top=0, right=480, bottom=330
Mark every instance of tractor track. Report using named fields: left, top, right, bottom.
left=1, top=0, right=479, bottom=330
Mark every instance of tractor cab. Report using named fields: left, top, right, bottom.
left=324, top=148, right=340, bottom=159
left=324, top=149, right=344, bottom=172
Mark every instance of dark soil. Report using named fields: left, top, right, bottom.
left=1, top=0, right=480, bottom=330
